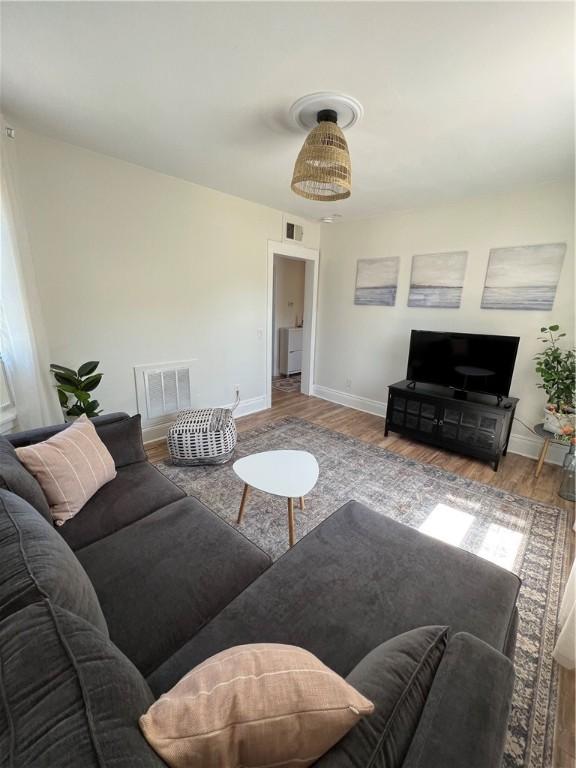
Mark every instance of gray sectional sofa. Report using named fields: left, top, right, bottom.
left=0, top=412, right=520, bottom=767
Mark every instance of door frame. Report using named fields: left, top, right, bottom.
left=266, top=239, right=319, bottom=409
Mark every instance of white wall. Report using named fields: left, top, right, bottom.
left=10, top=126, right=320, bottom=436
left=315, top=182, right=574, bottom=461
left=273, top=256, right=305, bottom=375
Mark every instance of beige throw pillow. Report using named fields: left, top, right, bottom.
left=140, top=643, right=374, bottom=768
left=16, top=415, right=116, bottom=525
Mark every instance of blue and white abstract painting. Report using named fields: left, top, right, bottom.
left=354, top=257, right=399, bottom=306
left=408, top=251, right=468, bottom=308
left=481, top=243, right=566, bottom=310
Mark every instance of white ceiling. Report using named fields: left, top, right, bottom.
left=2, top=1, right=574, bottom=220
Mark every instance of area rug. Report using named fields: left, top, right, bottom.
left=272, top=374, right=301, bottom=393
left=155, top=416, right=572, bottom=768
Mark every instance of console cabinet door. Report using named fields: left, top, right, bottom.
left=438, top=404, right=503, bottom=451
left=389, top=393, right=439, bottom=435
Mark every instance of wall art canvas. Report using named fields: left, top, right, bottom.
left=481, top=243, right=566, bottom=310
left=408, top=251, right=468, bottom=308
left=354, top=257, right=399, bottom=306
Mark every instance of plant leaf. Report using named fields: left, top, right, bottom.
left=85, top=399, right=99, bottom=413
left=80, top=374, right=102, bottom=392
left=54, top=372, right=81, bottom=388
left=50, top=364, right=77, bottom=377
left=57, top=383, right=80, bottom=395
left=549, top=324, right=560, bottom=331
left=57, top=389, right=69, bottom=407
left=78, top=361, right=100, bottom=378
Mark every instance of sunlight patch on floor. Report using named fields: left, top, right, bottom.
left=477, top=524, right=523, bottom=571
left=419, top=503, right=474, bottom=546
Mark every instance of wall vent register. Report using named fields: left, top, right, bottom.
left=134, top=360, right=196, bottom=423
left=285, top=222, right=303, bottom=241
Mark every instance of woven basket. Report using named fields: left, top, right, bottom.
left=168, top=407, right=237, bottom=466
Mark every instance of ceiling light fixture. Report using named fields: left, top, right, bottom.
left=290, top=92, right=362, bottom=203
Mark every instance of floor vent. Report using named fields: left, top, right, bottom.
left=134, top=360, right=196, bottom=423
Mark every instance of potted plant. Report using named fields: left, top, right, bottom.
left=50, top=361, right=103, bottom=421
left=534, top=325, right=575, bottom=435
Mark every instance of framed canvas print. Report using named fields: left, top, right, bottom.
left=408, top=251, right=468, bottom=308
left=354, top=257, right=399, bottom=306
left=481, top=243, right=566, bottom=310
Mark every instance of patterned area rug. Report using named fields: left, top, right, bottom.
left=155, top=417, right=571, bottom=768
left=272, top=374, right=301, bottom=393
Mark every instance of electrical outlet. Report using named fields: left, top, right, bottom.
left=256, top=328, right=263, bottom=340
left=345, top=378, right=352, bottom=390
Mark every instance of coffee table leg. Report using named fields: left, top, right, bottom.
left=299, top=496, right=305, bottom=510
left=237, top=484, right=251, bottom=524
left=287, top=497, right=295, bottom=547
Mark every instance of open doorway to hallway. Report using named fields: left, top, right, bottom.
left=272, top=255, right=305, bottom=399
left=265, top=239, right=319, bottom=410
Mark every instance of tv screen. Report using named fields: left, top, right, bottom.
left=407, top=330, right=519, bottom=397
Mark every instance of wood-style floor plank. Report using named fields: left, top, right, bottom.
left=146, top=389, right=575, bottom=766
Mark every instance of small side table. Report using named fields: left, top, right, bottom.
left=534, top=423, right=565, bottom=478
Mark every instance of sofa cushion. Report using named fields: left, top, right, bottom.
left=401, top=633, right=515, bottom=768
left=6, top=411, right=129, bottom=448
left=16, top=415, right=117, bottom=525
left=77, top=495, right=272, bottom=676
left=147, top=500, right=520, bottom=696
left=0, top=601, right=164, bottom=768
left=0, top=489, right=107, bottom=634
left=58, top=461, right=185, bottom=550
left=314, top=626, right=448, bottom=768
left=95, top=413, right=147, bottom=468
left=0, top=435, right=51, bottom=522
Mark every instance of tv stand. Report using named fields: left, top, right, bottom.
left=384, top=380, right=519, bottom=471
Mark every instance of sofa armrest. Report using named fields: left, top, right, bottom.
left=401, top=632, right=514, bottom=768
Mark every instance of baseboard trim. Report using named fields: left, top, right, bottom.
left=507, top=432, right=567, bottom=466
left=142, top=395, right=267, bottom=445
left=312, top=385, right=567, bottom=467
left=312, top=385, right=388, bottom=418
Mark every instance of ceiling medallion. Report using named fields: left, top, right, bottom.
left=290, top=93, right=363, bottom=203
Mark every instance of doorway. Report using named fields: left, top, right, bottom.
left=266, top=240, right=319, bottom=409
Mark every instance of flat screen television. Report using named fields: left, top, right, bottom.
left=406, top=330, right=519, bottom=398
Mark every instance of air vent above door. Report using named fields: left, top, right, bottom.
left=286, top=221, right=303, bottom=241
left=134, top=360, right=196, bottom=424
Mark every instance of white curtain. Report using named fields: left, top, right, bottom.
left=553, top=557, right=575, bottom=669
left=0, top=118, right=61, bottom=429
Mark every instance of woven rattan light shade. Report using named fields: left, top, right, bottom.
left=291, top=120, right=351, bottom=201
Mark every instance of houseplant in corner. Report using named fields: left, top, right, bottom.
left=50, top=361, right=103, bottom=420
left=534, top=325, right=575, bottom=436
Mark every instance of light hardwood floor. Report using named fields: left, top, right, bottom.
left=146, top=388, right=575, bottom=767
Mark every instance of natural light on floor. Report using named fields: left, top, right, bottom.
left=477, top=524, right=523, bottom=571
left=419, top=504, right=474, bottom=547
left=419, top=503, right=523, bottom=572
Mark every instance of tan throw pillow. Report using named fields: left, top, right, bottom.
left=140, top=643, right=374, bottom=768
left=16, top=415, right=116, bottom=525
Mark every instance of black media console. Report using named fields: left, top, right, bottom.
left=384, top=380, right=519, bottom=471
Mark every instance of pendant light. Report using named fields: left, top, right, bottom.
left=289, top=93, right=362, bottom=203
left=291, top=109, right=351, bottom=201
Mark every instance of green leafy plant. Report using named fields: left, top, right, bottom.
left=534, top=325, right=575, bottom=412
left=49, top=361, right=103, bottom=419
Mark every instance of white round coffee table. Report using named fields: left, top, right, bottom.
left=233, top=450, right=319, bottom=547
